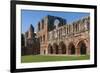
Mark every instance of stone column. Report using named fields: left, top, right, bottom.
left=66, top=46, right=68, bottom=55
left=70, top=25, right=72, bottom=33
left=79, top=23, right=81, bottom=32
left=86, top=40, right=90, bottom=55
left=40, top=21, right=42, bottom=30
left=73, top=24, right=75, bottom=33
left=69, top=25, right=70, bottom=34
left=77, top=23, right=79, bottom=32
left=76, top=47, right=80, bottom=55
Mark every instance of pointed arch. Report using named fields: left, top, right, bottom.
left=59, top=41, right=66, bottom=54
left=68, top=43, right=76, bottom=55
left=53, top=43, right=58, bottom=54
left=77, top=40, right=87, bottom=55
left=48, top=44, right=53, bottom=54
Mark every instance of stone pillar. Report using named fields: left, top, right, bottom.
left=66, top=46, right=68, bottom=55
left=75, top=24, right=77, bottom=32
left=69, top=25, right=70, bottom=34
left=40, top=47, right=43, bottom=55
left=79, top=22, right=82, bottom=32
left=67, top=25, right=69, bottom=34
left=73, top=24, right=75, bottom=33
left=45, top=48, right=48, bottom=55
left=79, top=23, right=81, bottom=32
left=77, top=24, right=79, bottom=32
left=40, top=21, right=42, bottom=30
left=86, top=40, right=90, bottom=55
left=76, top=47, right=80, bottom=55
left=72, top=24, right=73, bottom=33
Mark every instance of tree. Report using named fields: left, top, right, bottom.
left=21, top=33, right=25, bottom=46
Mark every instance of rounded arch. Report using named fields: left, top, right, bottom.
left=77, top=40, right=87, bottom=55
left=75, top=38, right=89, bottom=47
left=68, top=43, right=76, bottom=55
left=53, top=43, right=59, bottom=54
left=48, top=44, right=53, bottom=54
left=59, top=41, right=66, bottom=54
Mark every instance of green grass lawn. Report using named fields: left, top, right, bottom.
left=21, top=55, right=90, bottom=63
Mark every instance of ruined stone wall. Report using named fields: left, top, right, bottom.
left=48, top=16, right=90, bottom=55
left=37, top=15, right=66, bottom=55
left=22, top=25, right=40, bottom=55
left=24, top=15, right=90, bottom=56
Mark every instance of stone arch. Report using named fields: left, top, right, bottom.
left=75, top=38, right=89, bottom=48
left=77, top=40, right=87, bottom=55
left=59, top=41, right=66, bottom=54
left=68, top=43, right=76, bottom=55
left=53, top=43, right=59, bottom=54
left=48, top=44, right=53, bottom=54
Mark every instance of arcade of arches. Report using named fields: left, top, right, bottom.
left=48, top=40, right=87, bottom=55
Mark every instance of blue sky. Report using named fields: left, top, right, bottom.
left=21, top=10, right=90, bottom=33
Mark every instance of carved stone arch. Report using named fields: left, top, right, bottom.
left=59, top=41, right=66, bottom=54
left=54, top=19, right=60, bottom=29
left=75, top=38, right=88, bottom=47
left=76, top=40, right=87, bottom=55
left=48, top=44, right=53, bottom=54
left=53, top=17, right=66, bottom=27
left=68, top=42, right=76, bottom=55
left=52, top=43, right=59, bottom=54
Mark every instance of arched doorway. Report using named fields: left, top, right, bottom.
left=68, top=43, right=76, bottom=55
left=53, top=43, right=58, bottom=54
left=48, top=44, right=53, bottom=54
left=59, top=41, right=66, bottom=54
left=78, top=41, right=87, bottom=55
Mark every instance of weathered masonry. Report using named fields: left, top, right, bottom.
left=22, top=15, right=90, bottom=56
left=37, top=15, right=90, bottom=55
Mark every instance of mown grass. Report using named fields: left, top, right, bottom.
left=21, top=55, right=90, bottom=63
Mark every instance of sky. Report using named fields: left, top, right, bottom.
left=21, top=10, right=90, bottom=33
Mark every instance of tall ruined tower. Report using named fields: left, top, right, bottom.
left=24, top=24, right=40, bottom=55
left=28, top=24, right=35, bottom=39
left=37, top=15, right=66, bottom=55
left=25, top=24, right=35, bottom=47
